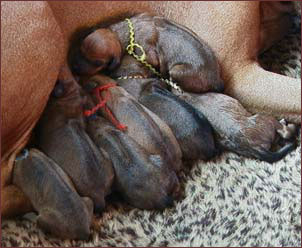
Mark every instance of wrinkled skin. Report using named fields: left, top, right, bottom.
left=81, top=74, right=182, bottom=172
left=111, top=55, right=217, bottom=161
left=13, top=149, right=93, bottom=240
left=71, top=13, right=224, bottom=93
left=86, top=116, right=180, bottom=210
left=180, top=92, right=297, bottom=163
left=35, top=65, right=114, bottom=212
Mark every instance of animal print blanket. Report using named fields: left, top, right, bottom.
left=1, top=15, right=301, bottom=248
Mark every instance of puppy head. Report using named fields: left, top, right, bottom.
left=127, top=161, right=181, bottom=210
left=37, top=197, right=93, bottom=240
left=72, top=29, right=122, bottom=76
left=50, top=65, right=87, bottom=118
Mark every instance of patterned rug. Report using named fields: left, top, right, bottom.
left=1, top=13, right=301, bottom=248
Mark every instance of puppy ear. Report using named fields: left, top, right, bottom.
left=169, top=63, right=194, bottom=88
left=169, top=63, right=193, bottom=77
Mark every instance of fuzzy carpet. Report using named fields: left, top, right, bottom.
left=1, top=13, right=301, bottom=248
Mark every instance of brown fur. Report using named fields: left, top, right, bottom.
left=260, top=1, right=295, bottom=53
left=81, top=74, right=182, bottom=173
left=35, top=65, right=114, bottom=212
left=72, top=13, right=224, bottom=93
left=1, top=1, right=65, bottom=218
left=12, top=149, right=93, bottom=240
left=2, top=1, right=300, bottom=218
left=86, top=116, right=180, bottom=210
left=180, top=92, right=297, bottom=163
left=111, top=55, right=217, bottom=161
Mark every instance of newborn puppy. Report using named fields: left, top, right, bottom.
left=72, top=13, right=224, bottom=93
left=13, top=149, right=93, bottom=240
left=36, top=65, right=114, bottom=212
left=140, top=83, right=217, bottom=160
left=82, top=74, right=182, bottom=173
left=180, top=92, right=297, bottom=163
left=86, top=116, right=180, bottom=210
left=112, top=55, right=217, bottom=160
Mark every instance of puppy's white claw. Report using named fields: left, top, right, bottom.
left=279, top=118, right=287, bottom=125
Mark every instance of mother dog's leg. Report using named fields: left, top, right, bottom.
left=1, top=1, right=65, bottom=217
left=228, top=62, right=301, bottom=123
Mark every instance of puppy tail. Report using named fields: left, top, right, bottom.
left=256, top=141, right=297, bottom=163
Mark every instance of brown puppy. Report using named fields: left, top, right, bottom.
left=82, top=74, right=182, bottom=173
left=86, top=116, right=180, bottom=210
left=111, top=55, right=217, bottom=161
left=36, top=65, right=114, bottom=212
left=72, top=13, right=224, bottom=93
left=13, top=149, right=93, bottom=240
left=180, top=92, right=297, bottom=163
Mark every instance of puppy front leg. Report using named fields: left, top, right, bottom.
left=226, top=62, right=301, bottom=123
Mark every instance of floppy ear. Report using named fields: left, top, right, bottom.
left=169, top=63, right=193, bottom=79
left=169, top=63, right=201, bottom=92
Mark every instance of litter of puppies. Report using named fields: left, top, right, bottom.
left=13, top=13, right=297, bottom=240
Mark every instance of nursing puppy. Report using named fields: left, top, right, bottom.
left=36, top=65, right=114, bottom=212
left=72, top=13, right=224, bottom=93
left=82, top=74, right=182, bottom=173
left=180, top=92, right=297, bottom=163
left=140, top=84, right=217, bottom=161
left=111, top=55, right=217, bottom=161
left=86, top=116, right=180, bottom=210
left=13, top=149, right=93, bottom=240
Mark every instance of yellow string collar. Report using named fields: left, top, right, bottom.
left=118, top=18, right=183, bottom=93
